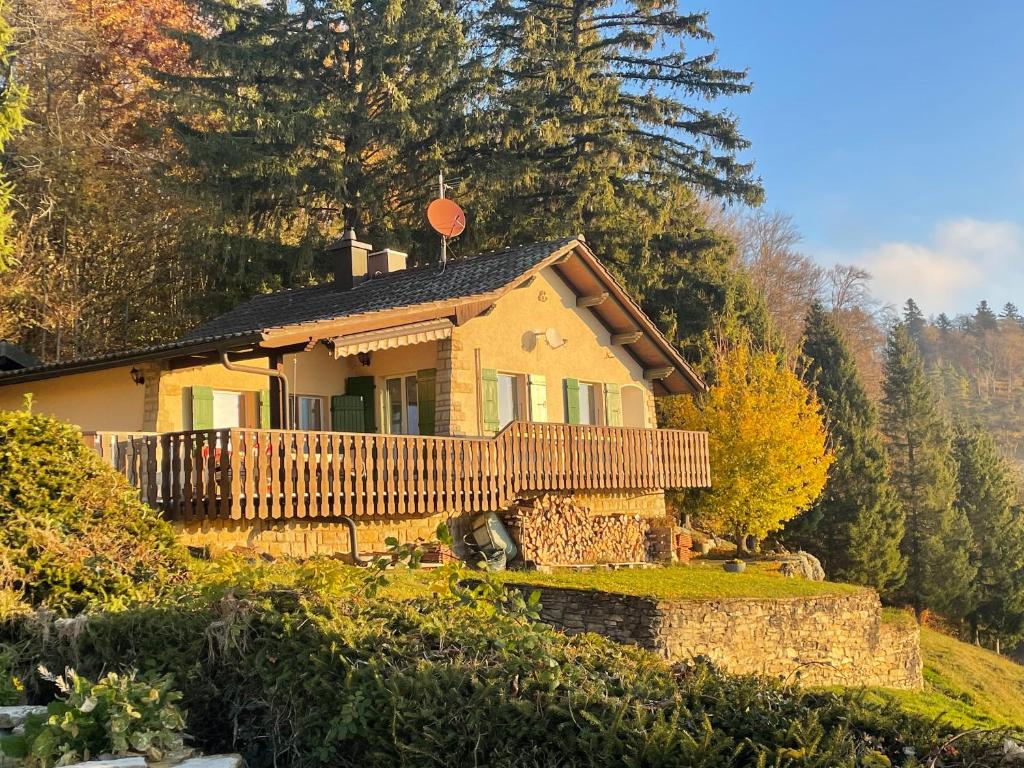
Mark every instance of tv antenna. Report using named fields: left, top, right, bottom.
left=426, top=171, right=466, bottom=272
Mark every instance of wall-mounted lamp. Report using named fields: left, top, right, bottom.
left=129, top=367, right=145, bottom=386
left=357, top=352, right=372, bottom=367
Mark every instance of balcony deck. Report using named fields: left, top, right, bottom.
left=85, top=422, right=710, bottom=521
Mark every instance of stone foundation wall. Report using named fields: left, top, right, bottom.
left=173, top=489, right=669, bottom=561
left=520, top=586, right=922, bottom=690
left=175, top=513, right=471, bottom=560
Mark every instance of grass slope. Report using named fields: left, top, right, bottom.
left=865, top=627, right=1024, bottom=729
left=496, top=561, right=865, bottom=600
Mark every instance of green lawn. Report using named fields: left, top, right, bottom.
left=494, top=561, right=865, bottom=600
left=859, top=627, right=1024, bottom=729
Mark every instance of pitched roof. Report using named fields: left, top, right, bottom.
left=185, top=237, right=577, bottom=341
left=0, top=236, right=705, bottom=394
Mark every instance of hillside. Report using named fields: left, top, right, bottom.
left=866, top=625, right=1024, bottom=729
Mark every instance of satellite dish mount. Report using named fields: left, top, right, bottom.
left=427, top=171, right=466, bottom=270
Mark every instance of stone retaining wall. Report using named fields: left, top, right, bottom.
left=518, top=585, right=922, bottom=689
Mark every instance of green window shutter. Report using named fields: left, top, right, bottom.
left=345, top=376, right=376, bottom=432
left=604, top=383, right=623, bottom=427
left=563, top=378, right=580, bottom=425
left=481, top=368, right=499, bottom=433
left=191, top=386, right=214, bottom=430
left=528, top=374, right=548, bottom=422
left=417, top=368, right=437, bottom=435
left=331, top=395, right=365, bottom=432
left=259, top=389, right=272, bottom=429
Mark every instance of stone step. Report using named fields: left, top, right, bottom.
left=59, top=755, right=243, bottom=768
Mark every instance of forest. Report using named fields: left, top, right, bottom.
left=2, top=0, right=1024, bottom=655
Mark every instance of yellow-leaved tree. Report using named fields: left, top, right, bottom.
left=662, top=343, right=833, bottom=556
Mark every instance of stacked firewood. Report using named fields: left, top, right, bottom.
left=502, top=495, right=649, bottom=565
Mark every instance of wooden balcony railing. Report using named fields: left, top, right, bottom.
left=85, top=422, right=710, bottom=521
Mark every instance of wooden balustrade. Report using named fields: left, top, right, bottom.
left=86, top=422, right=710, bottom=521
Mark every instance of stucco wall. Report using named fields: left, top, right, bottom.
left=449, top=267, right=657, bottom=435
left=0, top=366, right=146, bottom=432
left=521, top=586, right=922, bottom=690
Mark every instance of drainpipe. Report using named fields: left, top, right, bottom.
left=219, top=349, right=369, bottom=566
left=219, top=350, right=290, bottom=429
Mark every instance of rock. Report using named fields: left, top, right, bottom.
left=59, top=759, right=146, bottom=768
left=176, top=756, right=245, bottom=768
left=0, top=706, right=47, bottom=730
left=1004, top=737, right=1024, bottom=763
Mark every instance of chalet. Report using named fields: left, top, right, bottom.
left=0, top=233, right=710, bottom=560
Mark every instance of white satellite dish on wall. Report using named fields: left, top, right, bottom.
left=544, top=327, right=565, bottom=349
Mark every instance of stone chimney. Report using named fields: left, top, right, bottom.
left=328, top=228, right=372, bottom=290
left=367, top=248, right=408, bottom=279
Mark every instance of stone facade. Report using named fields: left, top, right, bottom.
left=518, top=586, right=922, bottom=690
left=175, top=513, right=469, bottom=559
left=175, top=489, right=668, bottom=560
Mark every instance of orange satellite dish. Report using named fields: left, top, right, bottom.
left=427, top=198, right=466, bottom=238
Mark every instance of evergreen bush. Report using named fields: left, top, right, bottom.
left=0, top=407, right=188, bottom=612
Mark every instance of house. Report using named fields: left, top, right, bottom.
left=0, top=233, right=710, bottom=560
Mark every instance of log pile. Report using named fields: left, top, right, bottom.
left=502, top=494, right=649, bottom=565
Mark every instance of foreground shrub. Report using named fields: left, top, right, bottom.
left=0, top=565, right=1013, bottom=768
left=0, top=408, right=188, bottom=612
left=1, top=668, right=186, bottom=768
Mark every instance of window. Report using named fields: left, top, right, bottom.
left=497, top=373, right=520, bottom=428
left=212, top=390, right=242, bottom=428
left=384, top=375, right=420, bottom=434
left=290, top=395, right=325, bottom=431
left=578, top=382, right=600, bottom=425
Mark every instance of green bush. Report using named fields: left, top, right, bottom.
left=1, top=668, right=186, bottom=768
left=0, top=407, right=188, bottom=612
left=0, top=563, right=1013, bottom=768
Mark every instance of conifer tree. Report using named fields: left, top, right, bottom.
left=902, top=299, right=926, bottom=351
left=935, top=313, right=953, bottom=334
left=953, top=425, right=1024, bottom=649
left=787, top=303, right=906, bottom=595
left=881, top=323, right=976, bottom=619
left=1000, top=302, right=1021, bottom=322
left=0, top=0, right=26, bottom=272
left=158, top=0, right=473, bottom=298
left=974, top=300, right=998, bottom=332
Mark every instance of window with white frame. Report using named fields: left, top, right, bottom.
left=384, top=375, right=420, bottom=434
left=577, top=381, right=601, bottom=425
left=496, top=373, right=521, bottom=428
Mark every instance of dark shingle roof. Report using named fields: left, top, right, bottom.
left=184, top=237, right=577, bottom=341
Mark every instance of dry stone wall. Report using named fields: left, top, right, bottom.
left=519, top=586, right=922, bottom=690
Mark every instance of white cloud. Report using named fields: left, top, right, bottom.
left=819, top=218, right=1024, bottom=316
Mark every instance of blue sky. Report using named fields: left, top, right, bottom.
left=699, top=1, right=1024, bottom=316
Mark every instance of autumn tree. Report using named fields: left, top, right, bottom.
left=0, top=0, right=201, bottom=360
left=736, top=211, right=822, bottom=348
left=881, top=323, right=976, bottom=619
left=0, top=0, right=26, bottom=271
left=662, top=342, right=833, bottom=555
left=787, top=303, right=906, bottom=594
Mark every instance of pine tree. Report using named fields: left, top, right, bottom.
left=1000, top=302, right=1021, bottom=322
left=903, top=299, right=926, bottom=351
left=0, top=0, right=26, bottom=271
left=881, top=323, right=976, bottom=618
left=974, top=300, right=998, bottom=332
left=158, top=0, right=473, bottom=298
left=787, top=303, right=906, bottom=595
left=935, top=313, right=954, bottom=334
left=953, top=425, right=1024, bottom=649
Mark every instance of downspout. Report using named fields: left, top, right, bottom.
left=219, top=349, right=290, bottom=429
left=218, top=349, right=369, bottom=566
